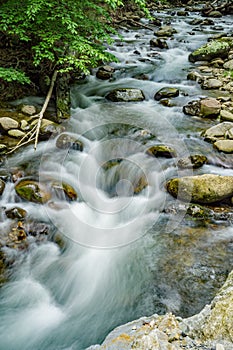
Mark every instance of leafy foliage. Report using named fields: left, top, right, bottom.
left=0, top=0, right=148, bottom=82
left=0, top=67, right=30, bottom=84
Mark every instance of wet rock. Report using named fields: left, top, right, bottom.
left=166, top=174, right=233, bottom=204
left=146, top=145, right=177, bottom=158
left=199, top=98, right=221, bottom=117
left=214, top=140, right=233, bottom=153
left=187, top=70, right=204, bottom=82
left=51, top=181, right=78, bottom=201
left=150, top=38, right=168, bottom=49
left=183, top=100, right=200, bottom=116
left=0, top=144, right=7, bottom=154
left=102, top=158, right=123, bottom=171
left=177, top=155, right=207, bottom=169
left=0, top=117, right=18, bottom=131
left=0, top=179, right=5, bottom=195
left=39, top=120, right=65, bottom=140
left=154, top=87, right=179, bottom=101
left=8, top=129, right=26, bottom=138
left=15, top=179, right=51, bottom=204
left=223, top=59, right=233, bottom=70
left=21, top=105, right=37, bottom=116
left=106, top=88, right=145, bottom=102
left=56, top=133, right=83, bottom=151
left=133, top=176, right=148, bottom=194
left=155, top=25, right=177, bottom=37
left=6, top=221, right=27, bottom=248
left=183, top=270, right=233, bottom=343
left=189, top=38, right=233, bottom=62
left=201, top=78, right=223, bottom=89
left=203, top=122, right=233, bottom=142
left=208, top=10, right=222, bottom=17
left=96, top=66, right=115, bottom=80
left=5, top=207, right=27, bottom=220
left=220, top=109, right=233, bottom=122
left=177, top=10, right=188, bottom=16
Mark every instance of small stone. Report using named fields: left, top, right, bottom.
left=150, top=38, right=168, bottom=49
left=21, top=105, right=37, bottom=116
left=20, top=120, right=29, bottom=130
left=208, top=10, right=222, bottom=17
left=220, top=109, right=233, bottom=122
left=183, top=100, right=200, bottom=116
left=5, top=207, right=27, bottom=220
left=51, top=181, right=78, bottom=201
left=214, top=140, right=233, bottom=153
left=8, top=129, right=26, bottom=138
left=203, top=122, right=233, bottom=142
left=0, top=117, right=18, bottom=131
left=155, top=25, right=177, bottom=37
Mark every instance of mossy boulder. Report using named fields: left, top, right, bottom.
left=15, top=180, right=51, bottom=204
left=106, top=88, right=145, bottom=102
left=189, top=38, right=233, bottom=62
left=154, top=87, right=179, bottom=101
left=166, top=174, right=233, bottom=204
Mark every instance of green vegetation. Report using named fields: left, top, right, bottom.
left=0, top=0, right=148, bottom=84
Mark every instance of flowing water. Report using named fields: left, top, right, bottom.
left=0, top=6, right=233, bottom=350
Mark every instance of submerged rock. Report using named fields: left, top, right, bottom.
left=154, top=87, right=179, bottom=101
left=106, top=88, right=145, bottom=102
left=15, top=179, right=51, bottom=204
left=155, top=25, right=177, bottom=37
left=166, top=174, right=233, bottom=204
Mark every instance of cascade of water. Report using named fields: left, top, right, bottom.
left=0, top=7, right=233, bottom=350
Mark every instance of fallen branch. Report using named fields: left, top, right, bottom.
left=34, top=69, right=58, bottom=150
left=6, top=69, right=58, bottom=154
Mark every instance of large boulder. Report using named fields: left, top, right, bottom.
left=166, top=174, right=233, bottom=204
left=106, top=88, right=145, bottom=102
left=189, top=38, right=233, bottom=63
